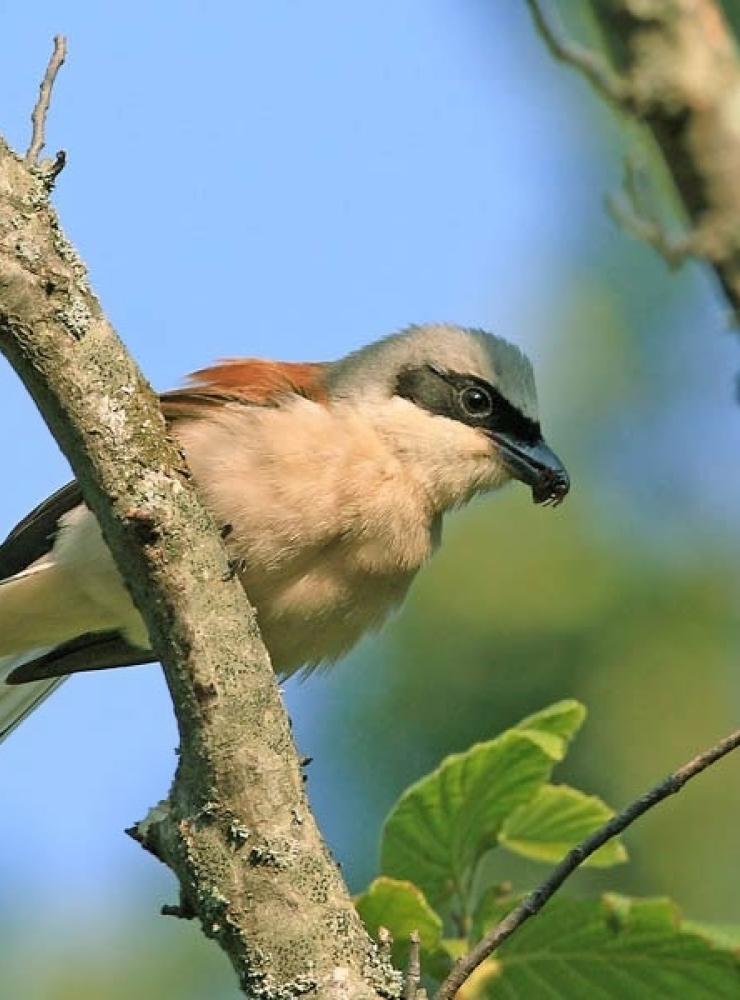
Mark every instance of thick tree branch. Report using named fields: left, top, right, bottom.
left=0, top=49, right=397, bottom=1000
left=528, top=0, right=740, bottom=317
left=434, top=726, right=740, bottom=1000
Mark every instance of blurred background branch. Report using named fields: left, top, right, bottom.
left=528, top=0, right=740, bottom=318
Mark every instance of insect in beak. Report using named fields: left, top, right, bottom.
left=490, top=433, right=570, bottom=507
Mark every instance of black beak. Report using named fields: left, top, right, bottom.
left=491, top=434, right=570, bottom=507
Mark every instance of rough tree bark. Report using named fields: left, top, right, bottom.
left=0, top=47, right=398, bottom=1000
left=528, top=0, right=740, bottom=317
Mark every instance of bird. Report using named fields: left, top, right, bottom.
left=0, top=323, right=569, bottom=742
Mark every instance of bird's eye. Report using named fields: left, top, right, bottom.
left=459, top=385, right=493, bottom=418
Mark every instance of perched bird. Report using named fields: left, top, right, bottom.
left=0, top=324, right=569, bottom=742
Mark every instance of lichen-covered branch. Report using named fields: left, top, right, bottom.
left=0, top=76, right=396, bottom=1000
left=528, top=0, right=740, bottom=317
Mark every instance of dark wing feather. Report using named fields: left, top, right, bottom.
left=6, top=631, right=155, bottom=684
left=0, top=481, right=83, bottom=580
left=0, top=484, right=151, bottom=685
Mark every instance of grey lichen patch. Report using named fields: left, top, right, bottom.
left=198, top=884, right=230, bottom=936
left=93, top=390, right=137, bottom=438
left=293, top=849, right=341, bottom=906
left=13, top=239, right=41, bottom=267
left=2, top=211, right=25, bottom=240
left=55, top=293, right=92, bottom=339
left=239, top=965, right=318, bottom=1000
left=23, top=170, right=51, bottom=212
left=138, top=466, right=188, bottom=503
left=248, top=842, right=286, bottom=869
left=363, top=943, right=403, bottom=1000
left=244, top=941, right=325, bottom=998
left=228, top=820, right=251, bottom=847
left=325, top=908, right=356, bottom=942
left=48, top=213, right=91, bottom=296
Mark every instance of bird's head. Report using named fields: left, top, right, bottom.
left=327, top=324, right=569, bottom=512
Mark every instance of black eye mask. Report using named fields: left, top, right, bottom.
left=395, top=364, right=569, bottom=507
left=395, top=364, right=541, bottom=444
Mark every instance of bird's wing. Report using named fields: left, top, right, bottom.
left=2, top=359, right=329, bottom=571
left=0, top=481, right=83, bottom=580
left=0, top=485, right=156, bottom=684
left=160, top=358, right=329, bottom=420
left=3, top=358, right=329, bottom=687
left=5, top=631, right=156, bottom=684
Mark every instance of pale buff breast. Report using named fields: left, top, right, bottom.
left=46, top=494, right=427, bottom=673
left=243, top=543, right=421, bottom=672
left=43, top=399, right=440, bottom=673
left=173, top=399, right=440, bottom=672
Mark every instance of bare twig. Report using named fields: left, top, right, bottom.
left=525, top=0, right=632, bottom=106
left=378, top=926, right=394, bottom=964
left=26, top=34, right=67, bottom=165
left=404, top=931, right=421, bottom=1000
left=606, top=193, right=697, bottom=269
left=605, top=156, right=698, bottom=269
left=434, top=727, right=740, bottom=1000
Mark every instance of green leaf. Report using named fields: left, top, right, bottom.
left=607, top=897, right=740, bottom=952
left=380, top=730, right=554, bottom=907
left=603, top=893, right=680, bottom=931
left=500, top=784, right=628, bottom=867
left=355, top=877, right=442, bottom=969
left=685, top=922, right=740, bottom=952
left=380, top=702, right=586, bottom=908
left=476, top=896, right=740, bottom=998
left=515, top=700, right=586, bottom=762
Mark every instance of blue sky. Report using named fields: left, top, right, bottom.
left=1, top=0, right=739, bottom=981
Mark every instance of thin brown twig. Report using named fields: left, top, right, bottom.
left=434, top=727, right=740, bottom=1000
left=26, top=34, right=67, bottom=165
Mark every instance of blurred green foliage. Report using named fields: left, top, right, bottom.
left=0, top=911, right=238, bottom=1000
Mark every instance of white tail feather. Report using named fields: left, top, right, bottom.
left=0, top=561, right=104, bottom=657
left=0, top=650, right=65, bottom=743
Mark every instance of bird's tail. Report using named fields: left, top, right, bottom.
left=0, top=560, right=101, bottom=657
left=0, top=650, right=64, bottom=744
left=0, top=561, right=83, bottom=743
